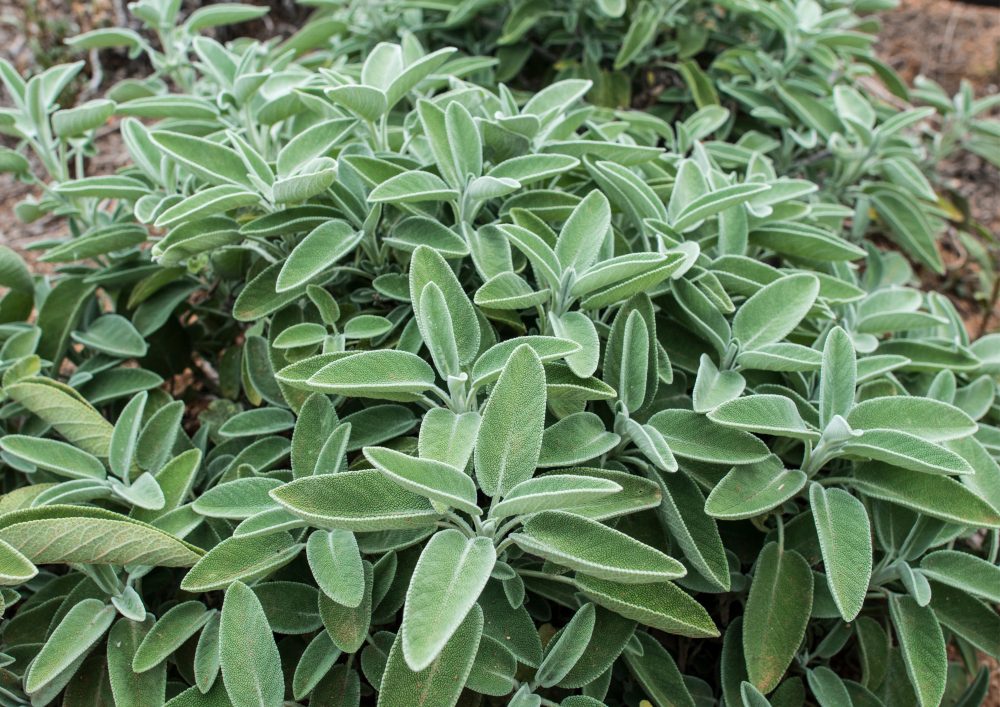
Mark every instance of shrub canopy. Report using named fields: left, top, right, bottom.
left=0, top=1, right=998, bottom=706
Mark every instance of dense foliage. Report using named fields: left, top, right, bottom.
left=0, top=1, right=998, bottom=706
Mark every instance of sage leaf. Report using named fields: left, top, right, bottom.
left=809, top=484, right=871, bottom=621
left=475, top=344, right=545, bottom=497
left=220, top=581, right=284, bottom=707
left=743, top=542, right=813, bottom=694
left=402, top=530, right=495, bottom=671
left=512, top=511, right=685, bottom=583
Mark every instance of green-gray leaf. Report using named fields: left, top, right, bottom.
left=271, top=469, right=440, bottom=531
left=512, top=511, right=685, bottom=583
left=25, top=599, right=115, bottom=694
left=574, top=575, right=718, bottom=638
left=364, top=446, right=480, bottom=516
left=475, top=344, right=545, bottom=497
left=731, top=274, right=820, bottom=350
left=308, top=529, right=366, bottom=608
left=378, top=604, right=483, bottom=707
left=743, top=542, right=813, bottom=694
left=809, top=484, right=871, bottom=621
left=888, top=594, right=946, bottom=707
left=402, top=529, right=495, bottom=671
left=220, top=581, right=284, bottom=707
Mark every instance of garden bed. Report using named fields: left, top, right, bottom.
left=0, top=1, right=998, bottom=706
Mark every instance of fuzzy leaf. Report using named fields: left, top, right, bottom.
left=705, top=457, right=806, bottom=520
left=272, top=469, right=440, bottom=531
left=846, top=397, right=977, bottom=442
left=489, top=474, right=622, bottom=520
left=852, top=462, right=1000, bottom=527
left=535, top=603, right=596, bottom=687
left=364, top=446, right=481, bottom=516
left=743, top=542, right=813, bottom=694
left=5, top=380, right=114, bottom=457
left=647, top=409, right=770, bottom=464
left=305, top=350, right=437, bottom=400
left=731, top=274, right=820, bottom=350
left=708, top=394, right=818, bottom=440
left=512, top=511, right=685, bottom=583
left=378, top=604, right=483, bottom=707
left=475, top=344, right=545, bottom=497
left=809, top=484, right=872, bottom=621
left=889, top=594, right=946, bottom=707
left=402, top=530, right=494, bottom=670
left=133, top=602, right=213, bottom=673
left=919, top=550, right=1000, bottom=603
left=819, top=327, right=856, bottom=428
left=220, top=581, right=284, bottom=707
left=574, top=575, right=718, bottom=638
left=0, top=506, right=202, bottom=566
left=25, top=599, right=115, bottom=694
left=308, top=529, right=366, bottom=608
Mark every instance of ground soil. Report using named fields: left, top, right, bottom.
left=876, top=0, right=1000, bottom=337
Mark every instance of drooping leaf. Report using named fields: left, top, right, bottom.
left=219, top=581, right=284, bottom=707
left=809, top=484, right=871, bottom=621
left=743, top=542, right=813, bottom=694
left=401, top=530, right=495, bottom=671
left=888, top=594, right=947, bottom=707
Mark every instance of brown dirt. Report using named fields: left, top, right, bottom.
left=877, top=0, right=1000, bottom=97
left=0, top=127, right=128, bottom=274
left=991, top=653, right=1000, bottom=707
left=877, top=0, right=1000, bottom=336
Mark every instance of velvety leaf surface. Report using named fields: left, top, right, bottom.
left=743, top=543, right=813, bottom=694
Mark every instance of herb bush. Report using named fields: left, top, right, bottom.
left=0, top=1, right=998, bottom=706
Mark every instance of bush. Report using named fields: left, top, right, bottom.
left=0, top=1, right=998, bottom=706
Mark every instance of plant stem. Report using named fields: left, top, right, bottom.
left=517, top=569, right=575, bottom=586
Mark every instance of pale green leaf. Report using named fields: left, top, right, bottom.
left=809, top=484, right=872, bottom=621
left=401, top=530, right=494, bottom=670
left=475, top=344, right=545, bottom=497
left=512, top=511, right=685, bottom=583
left=220, top=581, right=284, bottom=707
